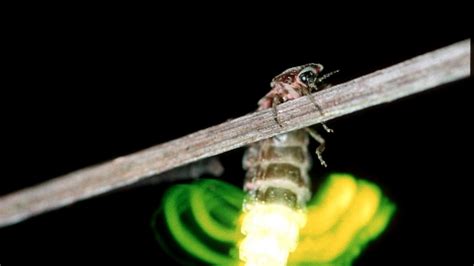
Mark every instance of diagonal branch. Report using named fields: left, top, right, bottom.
left=0, top=39, right=470, bottom=228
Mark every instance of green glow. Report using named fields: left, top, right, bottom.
left=163, top=185, right=233, bottom=265
left=151, top=174, right=396, bottom=265
left=190, top=180, right=242, bottom=242
left=151, top=180, right=242, bottom=265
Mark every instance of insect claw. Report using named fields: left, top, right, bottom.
left=318, top=156, right=328, bottom=167
left=322, top=122, right=334, bottom=133
left=316, top=146, right=328, bottom=167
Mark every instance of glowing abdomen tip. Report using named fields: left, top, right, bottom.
left=239, top=203, right=306, bottom=266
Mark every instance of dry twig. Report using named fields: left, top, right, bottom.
left=0, top=39, right=470, bottom=228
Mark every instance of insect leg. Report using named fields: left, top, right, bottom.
left=302, top=87, right=333, bottom=133
left=321, top=123, right=334, bottom=133
left=304, top=127, right=327, bottom=167
left=272, top=96, right=283, bottom=127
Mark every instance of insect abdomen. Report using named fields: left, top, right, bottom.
left=243, top=129, right=312, bottom=209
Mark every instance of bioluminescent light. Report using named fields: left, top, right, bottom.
left=150, top=64, right=396, bottom=265
left=151, top=179, right=242, bottom=265
left=151, top=173, right=396, bottom=266
left=239, top=203, right=306, bottom=266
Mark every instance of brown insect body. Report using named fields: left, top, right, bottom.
left=243, top=129, right=312, bottom=209
left=243, top=63, right=326, bottom=209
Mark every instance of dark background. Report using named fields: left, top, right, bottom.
left=0, top=13, right=471, bottom=265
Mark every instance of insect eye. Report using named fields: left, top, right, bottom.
left=299, top=70, right=316, bottom=85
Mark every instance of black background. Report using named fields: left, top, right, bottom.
left=0, top=12, right=471, bottom=266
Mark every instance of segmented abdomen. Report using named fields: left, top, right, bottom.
left=242, top=129, right=312, bottom=209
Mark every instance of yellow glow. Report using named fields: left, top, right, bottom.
left=303, top=175, right=358, bottom=236
left=289, top=175, right=386, bottom=263
left=239, top=203, right=306, bottom=266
